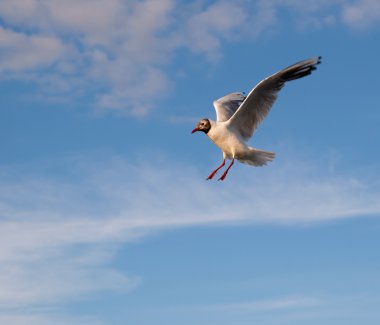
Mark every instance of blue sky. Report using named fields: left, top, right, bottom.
left=1, top=0, right=380, bottom=324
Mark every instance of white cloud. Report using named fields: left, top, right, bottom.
left=184, top=1, right=248, bottom=59
left=0, top=313, right=102, bottom=325
left=0, top=153, right=379, bottom=312
left=187, top=296, right=322, bottom=313
left=342, top=0, right=380, bottom=28
left=1, top=0, right=378, bottom=114
left=0, top=0, right=177, bottom=113
left=0, top=27, right=67, bottom=72
left=167, top=293, right=380, bottom=324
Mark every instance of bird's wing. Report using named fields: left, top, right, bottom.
left=213, top=92, right=246, bottom=122
left=228, top=57, right=321, bottom=140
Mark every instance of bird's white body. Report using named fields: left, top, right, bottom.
left=207, top=119, right=275, bottom=165
left=207, top=120, right=242, bottom=159
left=192, top=57, right=321, bottom=180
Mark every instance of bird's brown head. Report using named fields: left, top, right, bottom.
left=191, top=118, right=211, bottom=134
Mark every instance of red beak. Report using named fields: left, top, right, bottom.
left=191, top=128, right=199, bottom=134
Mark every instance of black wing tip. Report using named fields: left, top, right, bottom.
left=309, top=56, right=322, bottom=69
left=302, top=56, right=322, bottom=68
left=282, top=56, right=322, bottom=81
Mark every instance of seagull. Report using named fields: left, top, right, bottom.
left=191, top=56, right=321, bottom=181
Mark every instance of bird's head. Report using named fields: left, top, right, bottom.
left=191, top=118, right=211, bottom=134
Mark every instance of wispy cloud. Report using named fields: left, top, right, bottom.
left=342, top=0, right=380, bottom=28
left=172, top=293, right=380, bottom=324
left=0, top=0, right=248, bottom=114
left=0, top=0, right=378, bottom=114
left=189, top=296, right=322, bottom=314
left=0, top=312, right=102, bottom=325
left=0, top=153, right=379, bottom=314
left=0, top=27, right=67, bottom=72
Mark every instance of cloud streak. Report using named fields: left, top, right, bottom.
left=184, top=295, right=322, bottom=314
left=0, top=153, right=379, bottom=312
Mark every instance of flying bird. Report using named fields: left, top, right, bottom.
left=192, top=56, right=321, bottom=181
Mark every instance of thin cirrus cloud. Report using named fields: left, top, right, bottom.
left=0, top=313, right=102, bottom=325
left=183, top=295, right=322, bottom=314
left=0, top=0, right=379, bottom=114
left=0, top=154, right=379, bottom=310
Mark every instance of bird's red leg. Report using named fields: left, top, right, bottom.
left=218, top=158, right=235, bottom=181
left=207, top=159, right=226, bottom=180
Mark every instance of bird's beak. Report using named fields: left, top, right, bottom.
left=191, top=127, right=199, bottom=134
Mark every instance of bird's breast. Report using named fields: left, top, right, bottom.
left=207, top=124, right=246, bottom=157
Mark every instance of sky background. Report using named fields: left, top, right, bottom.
left=1, top=0, right=380, bottom=324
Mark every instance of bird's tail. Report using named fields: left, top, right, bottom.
left=238, top=147, right=275, bottom=166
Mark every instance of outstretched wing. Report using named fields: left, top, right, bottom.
left=228, top=57, right=321, bottom=140
left=213, top=92, right=246, bottom=122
